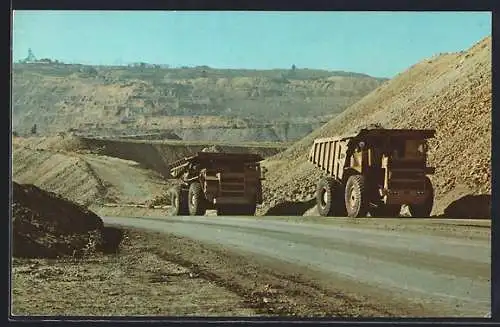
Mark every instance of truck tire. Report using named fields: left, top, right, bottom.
left=408, top=177, right=434, bottom=218
left=171, top=186, right=189, bottom=216
left=188, top=182, right=207, bottom=216
left=345, top=175, right=369, bottom=218
left=316, top=177, right=344, bottom=217
left=370, top=204, right=401, bottom=218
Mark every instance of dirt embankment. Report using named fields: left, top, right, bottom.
left=12, top=136, right=170, bottom=207
left=10, top=184, right=253, bottom=316
left=12, top=135, right=285, bottom=209
left=12, top=145, right=107, bottom=207
left=171, top=122, right=325, bottom=143
left=261, top=36, right=492, bottom=217
left=76, top=137, right=285, bottom=179
left=12, top=182, right=122, bottom=259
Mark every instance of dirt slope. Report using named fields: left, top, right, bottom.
left=12, top=182, right=105, bottom=258
left=261, top=36, right=491, bottom=216
left=12, top=136, right=170, bottom=207
left=12, top=135, right=284, bottom=208
left=12, top=146, right=106, bottom=207
left=78, top=137, right=285, bottom=178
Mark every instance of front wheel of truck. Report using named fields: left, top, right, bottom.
left=171, top=185, right=189, bottom=216
left=188, top=182, right=207, bottom=216
left=345, top=175, right=369, bottom=218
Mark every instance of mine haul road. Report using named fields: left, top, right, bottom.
left=102, top=215, right=491, bottom=317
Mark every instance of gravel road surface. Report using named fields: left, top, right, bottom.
left=102, top=215, right=490, bottom=317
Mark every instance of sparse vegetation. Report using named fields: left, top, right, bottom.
left=12, top=63, right=386, bottom=142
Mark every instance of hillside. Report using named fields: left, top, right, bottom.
left=261, top=37, right=492, bottom=217
left=12, top=64, right=386, bottom=142
left=12, top=135, right=285, bottom=207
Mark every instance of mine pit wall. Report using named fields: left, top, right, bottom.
left=79, top=137, right=286, bottom=179
left=171, top=122, right=326, bottom=143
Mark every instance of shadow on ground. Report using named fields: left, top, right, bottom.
left=436, top=194, right=491, bottom=219
left=262, top=194, right=491, bottom=220
left=100, top=226, right=124, bottom=254
left=264, top=198, right=316, bottom=216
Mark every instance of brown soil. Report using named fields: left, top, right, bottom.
left=117, top=228, right=436, bottom=317
left=12, top=226, right=419, bottom=317
left=12, top=182, right=105, bottom=258
left=12, top=227, right=422, bottom=317
left=12, top=136, right=172, bottom=207
left=12, top=145, right=105, bottom=207
left=261, top=36, right=492, bottom=217
left=11, top=228, right=256, bottom=316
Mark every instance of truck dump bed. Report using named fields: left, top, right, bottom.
left=308, top=137, right=349, bottom=177
left=169, top=152, right=264, bottom=178
left=308, top=128, right=436, bottom=175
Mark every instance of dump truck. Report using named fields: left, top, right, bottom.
left=308, top=128, right=436, bottom=218
left=168, top=152, right=265, bottom=216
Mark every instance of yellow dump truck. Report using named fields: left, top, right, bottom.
left=308, top=128, right=436, bottom=218
left=168, top=152, right=265, bottom=216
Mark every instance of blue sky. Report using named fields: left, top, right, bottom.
left=12, top=11, right=491, bottom=78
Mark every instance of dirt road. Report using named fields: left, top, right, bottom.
left=102, top=215, right=490, bottom=317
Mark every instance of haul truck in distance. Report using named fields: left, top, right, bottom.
left=168, top=152, right=265, bottom=216
left=308, top=128, right=436, bottom=218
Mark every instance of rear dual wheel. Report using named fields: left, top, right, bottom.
left=316, top=177, right=347, bottom=217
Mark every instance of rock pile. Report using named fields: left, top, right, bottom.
left=12, top=182, right=105, bottom=258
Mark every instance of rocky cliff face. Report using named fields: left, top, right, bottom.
left=12, top=65, right=385, bottom=142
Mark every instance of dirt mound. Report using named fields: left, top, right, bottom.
left=12, top=182, right=105, bottom=258
left=262, top=36, right=491, bottom=217
left=12, top=146, right=106, bottom=207
left=13, top=136, right=173, bottom=207
left=12, top=135, right=91, bottom=154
